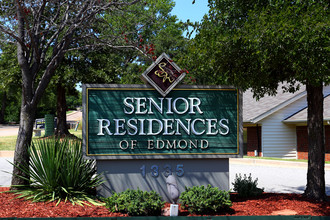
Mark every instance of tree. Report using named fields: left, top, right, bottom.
left=0, top=0, right=143, bottom=187
left=76, top=0, right=188, bottom=85
left=0, top=43, right=21, bottom=124
left=190, top=0, right=329, bottom=200
left=53, top=0, right=187, bottom=136
left=52, top=56, right=80, bottom=137
left=1, top=41, right=58, bottom=124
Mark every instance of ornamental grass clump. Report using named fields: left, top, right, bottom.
left=11, top=138, right=103, bottom=206
left=104, top=189, right=165, bottom=216
left=179, top=185, right=232, bottom=215
left=232, top=173, right=264, bottom=198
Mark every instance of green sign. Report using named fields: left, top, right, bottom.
left=84, top=85, right=240, bottom=157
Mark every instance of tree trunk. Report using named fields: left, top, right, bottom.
left=11, top=102, right=36, bottom=187
left=11, top=4, right=34, bottom=187
left=304, top=82, right=326, bottom=201
left=11, top=0, right=74, bottom=188
left=55, top=83, right=70, bottom=137
left=0, top=92, right=7, bottom=124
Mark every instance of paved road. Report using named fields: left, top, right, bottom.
left=0, top=111, right=81, bottom=137
left=230, top=162, right=330, bottom=195
left=1, top=157, right=329, bottom=195
left=0, top=125, right=19, bottom=136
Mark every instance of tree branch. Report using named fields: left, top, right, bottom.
left=0, top=38, right=16, bottom=44
left=64, top=43, right=153, bottom=62
left=0, top=24, right=25, bottom=47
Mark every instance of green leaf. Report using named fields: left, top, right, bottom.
left=179, top=184, right=232, bottom=215
left=104, top=189, right=164, bottom=216
left=9, top=138, right=103, bottom=206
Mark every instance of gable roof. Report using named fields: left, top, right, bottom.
left=284, top=94, right=330, bottom=123
left=243, top=84, right=330, bottom=124
left=243, top=84, right=306, bottom=123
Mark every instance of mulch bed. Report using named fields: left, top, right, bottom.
left=0, top=187, right=329, bottom=217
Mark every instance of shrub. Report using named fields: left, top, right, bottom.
left=11, top=138, right=103, bottom=205
left=104, top=189, right=165, bottom=216
left=179, top=185, right=232, bottom=215
left=232, top=173, right=264, bottom=198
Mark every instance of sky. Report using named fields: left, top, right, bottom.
left=172, top=0, right=209, bottom=23
left=172, top=1, right=209, bottom=23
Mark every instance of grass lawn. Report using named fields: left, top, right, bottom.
left=0, top=129, right=82, bottom=151
left=0, top=136, right=17, bottom=151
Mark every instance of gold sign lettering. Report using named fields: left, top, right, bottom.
left=154, top=62, right=175, bottom=83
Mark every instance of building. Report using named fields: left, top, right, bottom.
left=243, top=84, right=330, bottom=161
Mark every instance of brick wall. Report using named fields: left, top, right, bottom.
left=246, top=126, right=262, bottom=157
left=296, top=126, right=308, bottom=160
left=297, top=125, right=330, bottom=161
left=326, top=125, right=330, bottom=161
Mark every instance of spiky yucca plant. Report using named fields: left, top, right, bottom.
left=11, top=138, right=103, bottom=206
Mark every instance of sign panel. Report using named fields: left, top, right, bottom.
left=83, top=84, right=241, bottom=159
left=141, top=53, right=186, bottom=97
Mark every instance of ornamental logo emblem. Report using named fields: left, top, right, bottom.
left=142, top=53, right=186, bottom=97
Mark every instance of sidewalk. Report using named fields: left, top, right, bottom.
left=0, top=151, right=14, bottom=157
left=1, top=151, right=329, bottom=170
left=230, top=157, right=330, bottom=170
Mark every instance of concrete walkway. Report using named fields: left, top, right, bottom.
left=0, top=151, right=14, bottom=157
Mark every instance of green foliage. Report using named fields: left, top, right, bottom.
left=64, top=0, right=188, bottom=87
left=36, top=88, right=57, bottom=117
left=104, top=189, right=165, bottom=216
left=187, top=0, right=329, bottom=97
left=0, top=44, right=22, bottom=123
left=66, top=92, right=82, bottom=110
left=11, top=138, right=103, bottom=206
left=188, top=0, right=328, bottom=200
left=232, top=173, right=264, bottom=198
left=179, top=185, right=232, bottom=215
left=0, top=44, right=21, bottom=91
left=96, top=0, right=188, bottom=84
left=0, top=91, right=21, bottom=123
